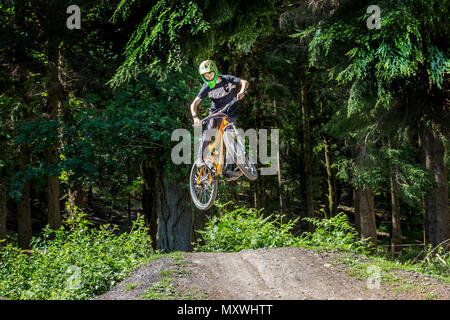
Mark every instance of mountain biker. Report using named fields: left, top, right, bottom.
left=190, top=59, right=249, bottom=180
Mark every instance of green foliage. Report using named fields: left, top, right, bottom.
left=110, top=0, right=210, bottom=85
left=194, top=205, right=302, bottom=252
left=0, top=205, right=153, bottom=300
left=7, top=70, right=195, bottom=200
left=418, top=244, right=450, bottom=278
left=1, top=1, right=447, bottom=296
left=110, top=0, right=277, bottom=86
left=304, top=0, right=449, bottom=87
left=332, top=140, right=432, bottom=204
left=300, top=213, right=370, bottom=253
left=292, top=0, right=448, bottom=209
left=141, top=277, right=176, bottom=300
left=341, top=243, right=450, bottom=283
left=194, top=205, right=374, bottom=255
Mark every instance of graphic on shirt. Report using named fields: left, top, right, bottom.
left=197, top=75, right=241, bottom=117
left=208, top=83, right=236, bottom=100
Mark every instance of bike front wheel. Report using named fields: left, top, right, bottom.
left=189, top=163, right=218, bottom=211
left=223, top=127, right=258, bottom=181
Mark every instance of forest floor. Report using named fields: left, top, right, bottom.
left=95, top=247, right=450, bottom=300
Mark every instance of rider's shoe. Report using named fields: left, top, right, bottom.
left=196, top=158, right=216, bottom=175
left=224, top=168, right=242, bottom=181
left=195, top=158, right=206, bottom=167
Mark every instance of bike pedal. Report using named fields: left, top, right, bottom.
left=225, top=171, right=243, bottom=182
left=195, top=158, right=206, bottom=167
left=205, top=159, right=215, bottom=170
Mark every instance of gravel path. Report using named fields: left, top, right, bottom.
left=95, top=247, right=450, bottom=300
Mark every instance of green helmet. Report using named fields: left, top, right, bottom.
left=199, top=60, right=219, bottom=88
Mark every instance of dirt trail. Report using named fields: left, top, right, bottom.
left=96, top=247, right=450, bottom=300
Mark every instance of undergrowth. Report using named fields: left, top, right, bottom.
left=0, top=205, right=154, bottom=300
left=194, top=206, right=301, bottom=252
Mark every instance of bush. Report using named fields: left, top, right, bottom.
left=0, top=206, right=153, bottom=300
left=300, top=213, right=370, bottom=253
left=194, top=206, right=302, bottom=252
left=194, top=206, right=372, bottom=254
left=418, top=244, right=450, bottom=278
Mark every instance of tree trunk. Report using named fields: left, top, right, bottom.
left=127, top=162, right=131, bottom=220
left=191, top=207, right=206, bottom=248
left=255, top=176, right=266, bottom=210
left=13, top=1, right=32, bottom=249
left=390, top=172, right=402, bottom=256
left=68, top=182, right=85, bottom=213
left=274, top=100, right=284, bottom=214
left=17, top=144, right=32, bottom=249
left=156, top=171, right=192, bottom=252
left=229, top=181, right=238, bottom=208
left=420, top=124, right=449, bottom=250
left=0, top=188, right=7, bottom=246
left=323, top=136, right=337, bottom=217
left=140, top=158, right=158, bottom=250
left=252, top=116, right=265, bottom=210
left=298, top=42, right=314, bottom=228
left=277, top=150, right=284, bottom=214
left=358, top=187, right=377, bottom=250
left=47, top=174, right=61, bottom=228
left=353, top=187, right=361, bottom=234
left=46, top=34, right=64, bottom=229
left=253, top=181, right=258, bottom=209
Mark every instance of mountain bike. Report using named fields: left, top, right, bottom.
left=189, top=92, right=258, bottom=210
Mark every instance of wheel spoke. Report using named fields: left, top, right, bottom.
left=190, top=163, right=216, bottom=208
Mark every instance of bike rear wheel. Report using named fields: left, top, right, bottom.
left=223, top=127, right=258, bottom=181
left=189, top=163, right=218, bottom=210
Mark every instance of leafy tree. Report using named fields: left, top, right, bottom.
left=296, top=0, right=449, bottom=249
left=109, top=0, right=279, bottom=86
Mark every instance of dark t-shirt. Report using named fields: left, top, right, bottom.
left=197, top=74, right=241, bottom=118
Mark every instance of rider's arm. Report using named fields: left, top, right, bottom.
left=239, top=79, right=249, bottom=93
left=237, top=79, right=249, bottom=100
left=190, top=96, right=202, bottom=119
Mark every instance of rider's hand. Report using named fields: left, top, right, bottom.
left=237, top=92, right=245, bottom=100
left=193, top=116, right=201, bottom=126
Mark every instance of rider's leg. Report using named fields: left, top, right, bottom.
left=196, top=118, right=217, bottom=166
left=224, top=116, right=240, bottom=177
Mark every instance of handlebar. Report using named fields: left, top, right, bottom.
left=193, top=91, right=248, bottom=127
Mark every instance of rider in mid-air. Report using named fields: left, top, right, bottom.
left=190, top=60, right=249, bottom=180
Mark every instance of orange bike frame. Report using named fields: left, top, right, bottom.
left=206, top=116, right=230, bottom=176
left=196, top=116, right=230, bottom=186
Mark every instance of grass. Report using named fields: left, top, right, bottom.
left=334, top=252, right=448, bottom=298
left=338, top=256, right=403, bottom=284
left=139, top=255, right=202, bottom=300
left=392, top=283, right=415, bottom=293
left=158, top=269, right=174, bottom=277
left=149, top=251, right=185, bottom=261
left=424, top=292, right=438, bottom=300
left=141, top=277, right=176, bottom=300
left=174, top=260, right=187, bottom=266
left=125, top=283, right=139, bottom=291
left=115, top=253, right=195, bottom=299
left=141, top=272, right=203, bottom=300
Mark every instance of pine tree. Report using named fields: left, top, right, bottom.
left=297, top=0, right=449, bottom=249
